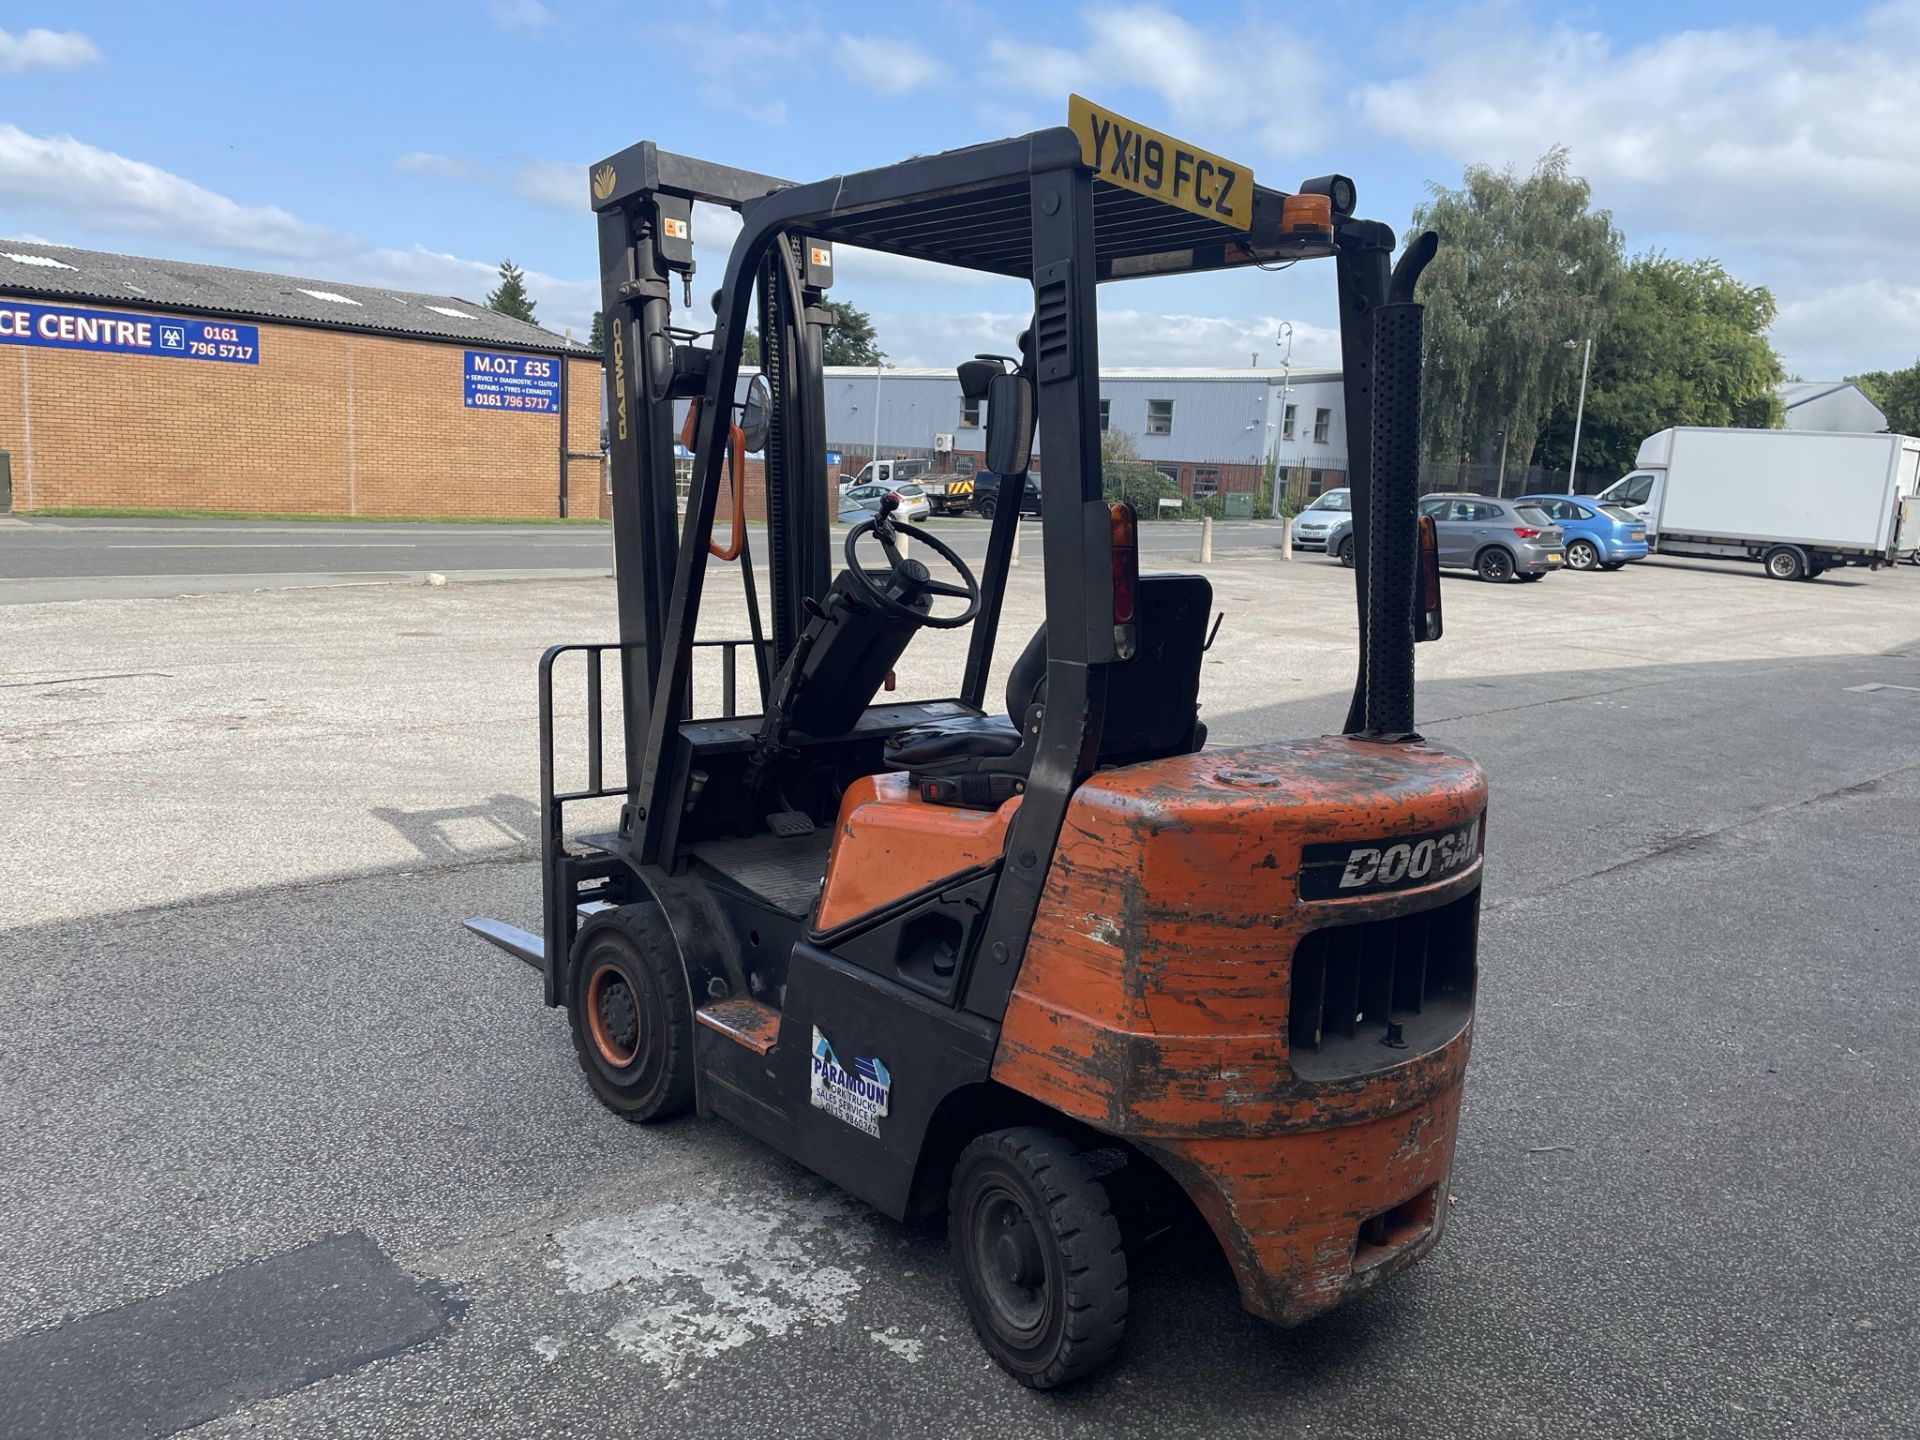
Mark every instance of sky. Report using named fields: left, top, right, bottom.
left=3, top=1, right=1916, bottom=380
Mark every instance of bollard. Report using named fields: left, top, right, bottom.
left=1009, top=517, right=1021, bottom=568
left=1280, top=514, right=1293, bottom=561
left=1200, top=514, right=1214, bottom=564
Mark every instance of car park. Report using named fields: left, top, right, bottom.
left=1325, top=494, right=1565, bottom=581
left=1516, top=494, right=1647, bottom=570
left=841, top=481, right=931, bottom=522
left=1288, top=486, right=1350, bottom=550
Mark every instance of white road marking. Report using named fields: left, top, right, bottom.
left=107, top=542, right=419, bottom=549
left=551, top=1188, right=880, bottom=1384
left=869, top=1327, right=925, bottom=1362
left=1845, top=683, right=1920, bottom=694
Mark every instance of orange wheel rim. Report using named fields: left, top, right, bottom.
left=585, top=963, right=639, bottom=1067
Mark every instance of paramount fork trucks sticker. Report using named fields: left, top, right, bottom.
left=1068, top=94, right=1254, bottom=230
left=810, top=1028, right=891, bottom=1137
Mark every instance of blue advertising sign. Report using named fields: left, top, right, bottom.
left=0, top=302, right=259, bottom=364
left=463, top=349, right=561, bottom=413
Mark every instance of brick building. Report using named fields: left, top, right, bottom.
left=0, top=242, right=602, bottom=519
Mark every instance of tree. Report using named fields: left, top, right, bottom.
left=1412, top=149, right=1627, bottom=486
left=737, top=302, right=874, bottom=368
left=1098, top=431, right=1180, bottom=516
left=1536, top=256, right=1785, bottom=480
left=1847, top=361, right=1920, bottom=435
left=486, top=259, right=537, bottom=323
left=819, top=299, right=884, bottom=366
left=587, top=310, right=603, bottom=351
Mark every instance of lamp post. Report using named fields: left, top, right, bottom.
left=1270, top=321, right=1293, bottom=518
left=1563, top=337, right=1592, bottom=495
left=870, top=359, right=884, bottom=480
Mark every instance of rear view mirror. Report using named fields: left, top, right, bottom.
left=1414, top=513, right=1443, bottom=642
left=740, top=374, right=771, bottom=454
left=985, top=373, right=1034, bottom=476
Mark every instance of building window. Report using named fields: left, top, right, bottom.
left=1308, top=469, right=1325, bottom=497
left=953, top=454, right=974, bottom=475
left=1147, top=399, right=1174, bottom=435
left=1282, top=404, right=1296, bottom=440
left=1099, top=398, right=1111, bottom=432
left=1153, top=463, right=1182, bottom=487
left=959, top=396, right=981, bottom=428
left=1192, top=467, right=1220, bottom=497
left=1313, top=408, right=1331, bottom=443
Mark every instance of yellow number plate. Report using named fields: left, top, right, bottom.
left=1068, top=94, right=1253, bottom=230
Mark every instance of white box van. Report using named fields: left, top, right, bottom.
left=1592, top=427, right=1920, bottom=580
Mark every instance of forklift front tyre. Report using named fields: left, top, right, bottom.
left=948, top=1127, right=1128, bottom=1389
left=568, top=909, right=695, bottom=1123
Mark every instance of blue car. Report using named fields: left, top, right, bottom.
left=1515, top=494, right=1648, bottom=571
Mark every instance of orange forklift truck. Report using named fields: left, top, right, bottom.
left=467, top=97, right=1483, bottom=1387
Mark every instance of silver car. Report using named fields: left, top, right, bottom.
left=1326, top=494, right=1564, bottom=582
left=839, top=481, right=931, bottom=524
left=1289, top=487, right=1350, bottom=550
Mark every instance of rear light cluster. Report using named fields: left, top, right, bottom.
left=1512, top=526, right=1541, bottom=539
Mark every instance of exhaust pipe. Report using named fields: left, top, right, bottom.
left=1361, top=231, right=1437, bottom=741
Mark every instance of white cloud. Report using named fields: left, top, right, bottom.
left=0, top=125, right=601, bottom=336
left=488, top=0, right=552, bottom=31
left=0, top=125, right=338, bottom=258
left=393, top=152, right=477, bottom=179
left=1773, top=279, right=1920, bottom=379
left=0, top=26, right=101, bottom=72
left=513, top=159, right=583, bottom=212
left=871, top=306, right=1340, bottom=371
left=837, top=35, right=945, bottom=95
left=1353, top=2, right=1920, bottom=371
left=985, top=6, right=1324, bottom=156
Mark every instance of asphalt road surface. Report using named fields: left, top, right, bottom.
left=3, top=555, right=1917, bottom=1437
left=0, top=514, right=1291, bottom=603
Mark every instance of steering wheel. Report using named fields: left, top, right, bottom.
left=843, top=500, right=981, bottom=629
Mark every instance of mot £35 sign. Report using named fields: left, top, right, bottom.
left=463, top=349, right=561, bottom=414
left=0, top=302, right=259, bottom=364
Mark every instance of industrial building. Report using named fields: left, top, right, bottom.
left=824, top=364, right=1349, bottom=502
left=0, top=241, right=601, bottom=519
left=1776, top=380, right=1889, bottom=433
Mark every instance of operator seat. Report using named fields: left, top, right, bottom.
left=884, top=573, right=1213, bottom=806
left=884, top=622, right=1049, bottom=770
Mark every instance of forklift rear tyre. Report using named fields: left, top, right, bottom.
left=568, top=909, right=695, bottom=1123
left=948, top=1127, right=1128, bottom=1389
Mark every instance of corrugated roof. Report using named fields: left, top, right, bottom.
left=0, top=240, right=596, bottom=355
left=1775, top=380, right=1852, bottom=409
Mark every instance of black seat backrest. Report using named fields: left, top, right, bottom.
left=786, top=568, right=928, bottom=737
left=1099, top=573, right=1212, bottom=763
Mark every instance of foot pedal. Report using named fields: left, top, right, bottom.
left=696, top=998, right=781, bottom=1055
left=765, top=810, right=816, bottom=837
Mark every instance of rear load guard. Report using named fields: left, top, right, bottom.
left=1146, top=1083, right=1463, bottom=1325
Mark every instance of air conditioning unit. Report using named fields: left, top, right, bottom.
left=934, top=433, right=955, bottom=452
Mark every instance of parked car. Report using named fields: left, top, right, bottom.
left=1325, top=494, right=1565, bottom=581
left=969, top=469, right=1042, bottom=519
left=840, top=481, right=931, bottom=523
left=1288, top=487, right=1351, bottom=550
left=1515, top=494, right=1647, bottom=570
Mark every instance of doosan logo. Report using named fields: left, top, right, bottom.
left=1338, top=824, right=1479, bottom=891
